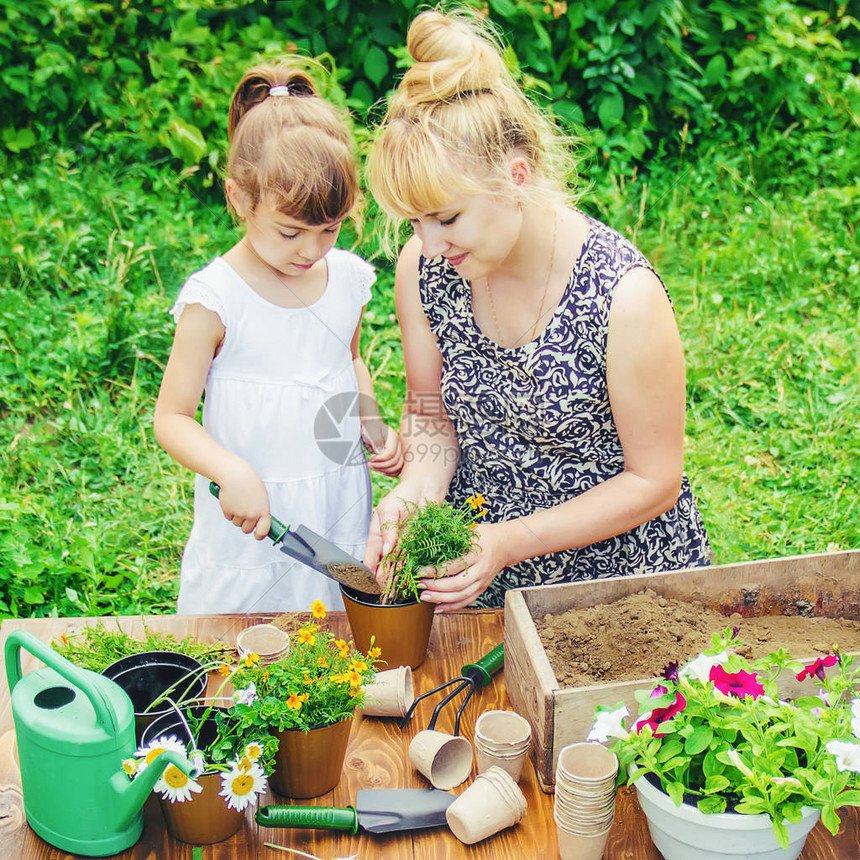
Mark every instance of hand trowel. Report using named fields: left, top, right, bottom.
left=256, top=788, right=456, bottom=834
left=208, top=482, right=381, bottom=595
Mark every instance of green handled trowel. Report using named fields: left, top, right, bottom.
left=208, top=482, right=381, bottom=595
left=256, top=788, right=456, bottom=834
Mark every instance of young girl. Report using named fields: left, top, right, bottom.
left=364, top=9, right=711, bottom=609
left=155, top=62, right=402, bottom=615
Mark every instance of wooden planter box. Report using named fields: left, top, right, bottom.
left=504, top=550, right=860, bottom=793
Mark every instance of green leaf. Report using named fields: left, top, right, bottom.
left=363, top=46, right=389, bottom=87
left=703, top=54, right=727, bottom=86
left=666, top=781, right=686, bottom=805
left=489, top=0, right=517, bottom=16
left=685, top=725, right=714, bottom=755
left=160, top=118, right=206, bottom=164
left=697, top=795, right=726, bottom=814
left=23, top=586, right=44, bottom=604
left=597, top=91, right=624, bottom=128
left=2, top=126, right=36, bottom=152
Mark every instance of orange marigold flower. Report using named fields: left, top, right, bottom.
left=311, top=600, right=327, bottom=619
left=368, top=646, right=382, bottom=660
left=318, top=656, right=329, bottom=668
left=297, top=628, right=316, bottom=647
left=302, top=674, right=314, bottom=685
left=348, top=687, right=362, bottom=698
left=242, top=651, right=260, bottom=667
left=467, top=494, right=486, bottom=509
left=286, top=694, right=304, bottom=710
left=349, top=659, right=368, bottom=674
left=61, top=633, right=68, bottom=645
left=331, top=672, right=349, bottom=684
left=347, top=670, right=363, bottom=687
left=218, top=662, right=231, bottom=676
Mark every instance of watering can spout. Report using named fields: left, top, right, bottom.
left=112, top=750, right=194, bottom=831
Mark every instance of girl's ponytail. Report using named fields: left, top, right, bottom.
left=227, top=66, right=317, bottom=140
left=226, top=62, right=359, bottom=226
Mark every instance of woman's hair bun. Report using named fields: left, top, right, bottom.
left=400, top=9, right=507, bottom=104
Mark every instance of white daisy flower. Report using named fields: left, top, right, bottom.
left=220, top=761, right=267, bottom=812
left=242, top=741, right=265, bottom=763
left=134, top=735, right=188, bottom=775
left=121, top=758, right=138, bottom=777
left=154, top=763, right=203, bottom=803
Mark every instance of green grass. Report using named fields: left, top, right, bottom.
left=0, top=127, right=857, bottom=619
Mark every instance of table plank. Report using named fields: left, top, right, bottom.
left=1, top=611, right=858, bottom=859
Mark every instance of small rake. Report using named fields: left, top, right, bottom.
left=400, top=643, right=505, bottom=736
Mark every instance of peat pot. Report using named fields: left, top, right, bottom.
left=340, top=584, right=435, bottom=670
left=271, top=718, right=353, bottom=799
left=103, top=651, right=206, bottom=742
left=634, top=773, right=820, bottom=860
left=141, top=705, right=245, bottom=844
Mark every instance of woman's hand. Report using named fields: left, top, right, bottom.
left=418, top=521, right=511, bottom=611
left=215, top=462, right=271, bottom=540
left=366, top=424, right=405, bottom=477
left=363, top=483, right=425, bottom=585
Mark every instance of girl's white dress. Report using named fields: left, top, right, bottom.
left=171, top=248, right=375, bottom=614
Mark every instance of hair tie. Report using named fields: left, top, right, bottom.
left=456, top=88, right=494, bottom=99
left=269, top=85, right=291, bottom=97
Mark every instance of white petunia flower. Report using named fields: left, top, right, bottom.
left=154, top=763, right=203, bottom=803
left=827, top=740, right=860, bottom=773
left=680, top=651, right=729, bottom=684
left=850, top=699, right=860, bottom=739
left=236, top=682, right=257, bottom=706
left=220, top=761, right=268, bottom=812
left=587, top=704, right=630, bottom=743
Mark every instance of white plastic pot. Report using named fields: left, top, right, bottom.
left=633, top=774, right=820, bottom=860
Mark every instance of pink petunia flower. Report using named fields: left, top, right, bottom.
left=796, top=655, right=839, bottom=683
left=636, top=692, right=687, bottom=737
left=709, top=665, right=765, bottom=700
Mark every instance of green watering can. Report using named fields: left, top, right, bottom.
left=4, top=630, right=193, bottom=856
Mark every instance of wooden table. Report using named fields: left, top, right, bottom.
left=0, top=611, right=856, bottom=859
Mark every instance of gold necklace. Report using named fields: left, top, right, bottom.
left=485, top=211, right=558, bottom=348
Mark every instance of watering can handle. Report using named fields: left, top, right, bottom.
left=4, top=630, right=118, bottom=733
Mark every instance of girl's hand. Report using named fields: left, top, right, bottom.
left=418, top=522, right=510, bottom=611
left=216, top=464, right=271, bottom=540
left=367, top=424, right=404, bottom=477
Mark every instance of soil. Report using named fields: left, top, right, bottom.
left=328, top=562, right=382, bottom=595
left=537, top=589, right=860, bottom=687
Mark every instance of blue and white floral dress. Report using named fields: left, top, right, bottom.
left=418, top=214, right=712, bottom=607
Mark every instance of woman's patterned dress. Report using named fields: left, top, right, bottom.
left=418, top=214, right=712, bottom=607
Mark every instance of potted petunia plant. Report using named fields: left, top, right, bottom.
left=230, top=601, right=381, bottom=798
left=589, top=626, right=860, bottom=859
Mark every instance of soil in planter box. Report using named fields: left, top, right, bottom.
left=538, top=589, right=860, bottom=687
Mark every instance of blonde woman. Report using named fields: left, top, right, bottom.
left=364, top=9, right=710, bottom=609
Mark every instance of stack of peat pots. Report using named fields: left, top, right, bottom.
left=236, top=624, right=290, bottom=664
left=553, top=742, right=618, bottom=860
left=473, top=709, right=532, bottom=782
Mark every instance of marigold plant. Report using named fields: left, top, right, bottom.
left=380, top=496, right=488, bottom=603
left=231, top=605, right=381, bottom=731
left=590, top=626, right=860, bottom=849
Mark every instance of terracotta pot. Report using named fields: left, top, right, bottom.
left=340, top=585, right=435, bottom=669
left=160, top=772, right=245, bottom=844
left=271, top=718, right=353, bottom=799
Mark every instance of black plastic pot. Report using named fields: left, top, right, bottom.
left=102, top=651, right=206, bottom=742
left=140, top=704, right=227, bottom=750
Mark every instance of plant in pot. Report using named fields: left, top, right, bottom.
left=342, top=496, right=488, bottom=669
left=589, top=626, right=860, bottom=860
left=121, top=666, right=278, bottom=846
left=230, top=601, right=381, bottom=799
